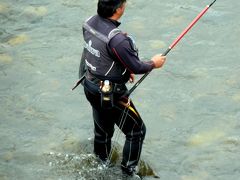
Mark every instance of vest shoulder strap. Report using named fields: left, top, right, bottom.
left=108, top=28, right=121, bottom=40
left=83, top=21, right=121, bottom=44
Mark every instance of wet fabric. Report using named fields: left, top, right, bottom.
left=79, top=15, right=154, bottom=84
left=83, top=79, right=146, bottom=168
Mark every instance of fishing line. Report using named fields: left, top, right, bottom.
left=107, top=99, right=130, bottom=165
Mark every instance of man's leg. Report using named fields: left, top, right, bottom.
left=115, top=99, right=146, bottom=175
left=92, top=106, right=115, bottom=161
left=84, top=86, right=116, bottom=161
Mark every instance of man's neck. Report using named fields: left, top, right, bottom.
left=109, top=15, right=120, bottom=21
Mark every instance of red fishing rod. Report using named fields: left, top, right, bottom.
left=126, top=0, right=217, bottom=97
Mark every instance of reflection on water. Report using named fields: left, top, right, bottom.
left=1, top=0, right=240, bottom=179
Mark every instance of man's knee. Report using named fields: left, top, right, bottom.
left=94, top=128, right=114, bottom=142
left=126, top=122, right=146, bottom=141
left=141, top=123, right=146, bottom=139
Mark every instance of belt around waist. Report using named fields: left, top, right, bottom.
left=85, top=72, right=127, bottom=94
left=86, top=72, right=102, bottom=85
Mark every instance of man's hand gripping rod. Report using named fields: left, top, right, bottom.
left=126, top=0, right=217, bottom=97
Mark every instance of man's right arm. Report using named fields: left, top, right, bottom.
left=109, top=34, right=166, bottom=74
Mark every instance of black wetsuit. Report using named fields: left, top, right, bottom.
left=79, top=15, right=154, bottom=171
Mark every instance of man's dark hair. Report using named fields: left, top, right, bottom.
left=97, top=0, right=126, bottom=18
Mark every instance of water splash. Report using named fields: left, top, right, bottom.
left=44, top=140, right=159, bottom=179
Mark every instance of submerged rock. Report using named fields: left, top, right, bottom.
left=0, top=54, right=12, bottom=63
left=188, top=130, right=225, bottom=147
left=24, top=6, right=48, bottom=17
left=0, top=3, right=9, bottom=14
left=7, top=34, right=29, bottom=46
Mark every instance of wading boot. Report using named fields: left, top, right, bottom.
left=121, top=165, right=142, bottom=180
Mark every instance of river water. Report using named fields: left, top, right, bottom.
left=0, top=0, right=240, bottom=179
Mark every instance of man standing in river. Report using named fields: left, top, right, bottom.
left=79, top=0, right=166, bottom=178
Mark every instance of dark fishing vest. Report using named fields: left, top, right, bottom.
left=82, top=15, right=128, bottom=83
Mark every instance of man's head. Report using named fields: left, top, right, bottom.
left=97, top=0, right=126, bottom=19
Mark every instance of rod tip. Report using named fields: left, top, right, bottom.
left=209, top=0, right=217, bottom=7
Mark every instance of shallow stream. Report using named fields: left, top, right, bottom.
left=0, top=0, right=240, bottom=179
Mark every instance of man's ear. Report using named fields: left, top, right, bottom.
left=116, top=4, right=125, bottom=14
left=115, top=7, right=122, bottom=15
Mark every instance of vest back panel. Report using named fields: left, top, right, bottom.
left=82, top=15, right=128, bottom=82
